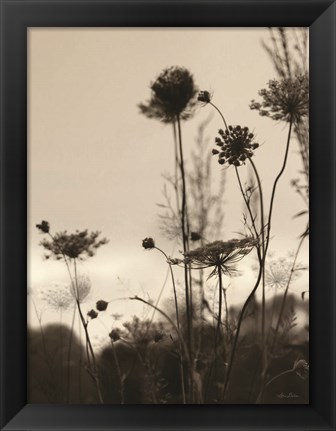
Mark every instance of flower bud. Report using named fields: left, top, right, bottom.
left=142, top=237, right=155, bottom=250
left=96, top=300, right=108, bottom=311
left=87, top=309, right=98, bottom=319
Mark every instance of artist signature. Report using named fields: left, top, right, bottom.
left=277, top=392, right=299, bottom=399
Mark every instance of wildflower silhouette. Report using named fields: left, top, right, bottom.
left=212, top=126, right=259, bottom=166
left=37, top=221, right=107, bottom=403
left=198, top=90, right=212, bottom=104
left=184, top=237, right=257, bottom=278
left=142, top=237, right=155, bottom=250
left=265, top=253, right=302, bottom=290
left=69, top=274, right=91, bottom=303
left=87, top=309, right=98, bottom=320
left=250, top=74, right=308, bottom=123
left=96, top=300, right=108, bottom=312
left=139, top=66, right=197, bottom=122
left=293, top=359, right=309, bottom=380
left=109, top=328, right=121, bottom=342
left=41, top=284, right=73, bottom=312
left=40, top=229, right=108, bottom=261
left=36, top=220, right=50, bottom=234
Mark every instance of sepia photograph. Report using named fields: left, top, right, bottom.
left=28, top=27, right=309, bottom=404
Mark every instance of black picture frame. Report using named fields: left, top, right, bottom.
left=1, top=0, right=335, bottom=430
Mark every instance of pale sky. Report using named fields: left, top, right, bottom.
left=28, top=28, right=309, bottom=338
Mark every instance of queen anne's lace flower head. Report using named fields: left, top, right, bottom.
left=250, top=74, right=308, bottom=123
left=212, top=126, right=259, bottom=167
left=139, top=66, right=197, bottom=123
left=183, top=237, right=257, bottom=277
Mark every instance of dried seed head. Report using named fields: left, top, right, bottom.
left=96, top=300, right=108, bottom=312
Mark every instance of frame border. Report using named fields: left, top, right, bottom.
left=1, top=1, right=335, bottom=430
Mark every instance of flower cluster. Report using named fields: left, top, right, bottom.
left=139, top=66, right=197, bottom=122
left=183, top=237, right=257, bottom=277
left=250, top=74, right=308, bottom=123
left=265, top=253, right=303, bottom=290
left=39, top=229, right=108, bottom=260
left=293, top=359, right=309, bottom=380
left=40, top=284, right=73, bottom=312
left=212, top=126, right=259, bottom=167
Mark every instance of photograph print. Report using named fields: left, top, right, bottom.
left=28, top=27, right=309, bottom=404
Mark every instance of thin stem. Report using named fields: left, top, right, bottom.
left=177, top=114, right=193, bottom=401
left=265, top=118, right=293, bottom=255
left=73, top=259, right=104, bottom=404
left=154, top=246, right=186, bottom=404
left=248, top=158, right=266, bottom=349
left=265, top=369, right=294, bottom=388
left=223, top=263, right=263, bottom=399
left=66, top=302, right=77, bottom=403
left=209, top=102, right=229, bottom=131
left=215, top=265, right=223, bottom=352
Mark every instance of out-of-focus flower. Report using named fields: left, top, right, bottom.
left=250, top=74, right=308, bottom=123
left=293, top=359, right=309, bottom=380
left=109, top=328, right=121, bottom=342
left=96, top=299, right=108, bottom=312
left=69, top=275, right=91, bottom=303
left=40, top=284, right=73, bottom=312
left=142, top=237, right=155, bottom=250
left=139, top=66, right=197, bottom=122
left=213, top=126, right=259, bottom=167
left=265, top=253, right=303, bottom=290
left=40, top=230, right=108, bottom=260
left=36, top=220, right=50, bottom=234
left=190, top=232, right=202, bottom=241
left=111, top=313, right=123, bottom=321
left=153, top=331, right=164, bottom=343
left=87, top=309, right=98, bottom=320
left=184, top=237, right=257, bottom=278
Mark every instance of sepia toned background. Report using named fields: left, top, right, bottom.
left=28, top=28, right=308, bottom=346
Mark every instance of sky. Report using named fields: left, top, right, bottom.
left=27, top=28, right=309, bottom=341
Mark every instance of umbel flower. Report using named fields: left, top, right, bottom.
left=293, top=359, right=309, bottom=380
left=212, top=126, right=259, bottom=167
left=39, top=229, right=108, bottom=260
left=183, top=237, right=257, bottom=278
left=70, top=275, right=92, bottom=303
left=41, top=284, right=73, bottom=312
left=265, top=253, right=302, bottom=290
left=250, top=74, right=309, bottom=123
left=139, top=66, right=197, bottom=122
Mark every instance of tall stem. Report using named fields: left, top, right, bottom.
left=223, top=264, right=263, bottom=399
left=265, top=118, right=293, bottom=255
left=248, top=158, right=266, bottom=349
left=66, top=302, right=76, bottom=403
left=176, top=114, right=193, bottom=400
left=73, top=259, right=104, bottom=404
